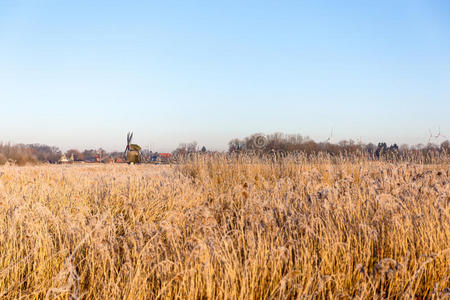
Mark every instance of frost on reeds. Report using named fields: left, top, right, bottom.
left=0, top=155, right=449, bottom=299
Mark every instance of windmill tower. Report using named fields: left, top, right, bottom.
left=428, top=130, right=434, bottom=144
left=125, top=132, right=142, bottom=164
left=325, top=128, right=333, bottom=144
left=428, top=126, right=447, bottom=144
left=435, top=126, right=447, bottom=143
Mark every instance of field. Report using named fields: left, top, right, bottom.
left=0, top=156, right=449, bottom=299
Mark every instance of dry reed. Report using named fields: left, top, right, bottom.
left=0, top=155, right=449, bottom=299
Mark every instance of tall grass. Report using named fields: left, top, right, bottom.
left=0, top=155, right=449, bottom=299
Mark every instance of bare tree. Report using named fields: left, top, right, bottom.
left=65, top=149, right=84, bottom=161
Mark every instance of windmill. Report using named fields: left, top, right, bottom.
left=435, top=126, right=447, bottom=142
left=428, top=126, right=447, bottom=144
left=428, top=130, right=434, bottom=144
left=124, top=132, right=142, bottom=164
left=325, top=128, right=333, bottom=144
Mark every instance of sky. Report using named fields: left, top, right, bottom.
left=1, top=1, right=449, bottom=152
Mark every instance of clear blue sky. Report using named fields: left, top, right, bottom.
left=1, top=1, right=449, bottom=151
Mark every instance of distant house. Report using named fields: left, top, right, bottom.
left=58, top=154, right=70, bottom=164
left=115, top=157, right=125, bottom=163
left=159, top=153, right=172, bottom=164
left=150, top=153, right=172, bottom=164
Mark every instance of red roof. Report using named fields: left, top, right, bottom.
left=160, top=153, right=172, bottom=157
left=115, top=157, right=125, bottom=163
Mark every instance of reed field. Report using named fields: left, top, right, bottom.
left=0, top=155, right=449, bottom=299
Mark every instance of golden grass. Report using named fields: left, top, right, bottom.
left=0, top=156, right=449, bottom=299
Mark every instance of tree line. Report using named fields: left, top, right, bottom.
left=227, top=133, right=450, bottom=160
left=0, top=143, right=123, bottom=166
left=1, top=133, right=449, bottom=165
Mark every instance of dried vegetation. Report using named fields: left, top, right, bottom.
left=0, top=155, right=449, bottom=299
